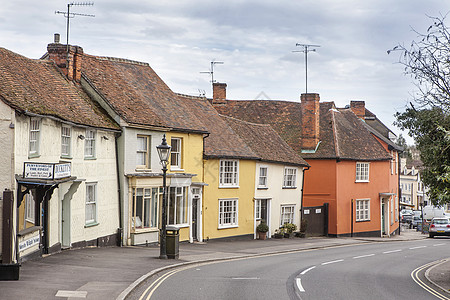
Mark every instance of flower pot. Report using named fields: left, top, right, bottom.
left=258, top=231, right=267, bottom=240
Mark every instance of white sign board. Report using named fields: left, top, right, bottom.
left=316, top=209, right=322, bottom=214
left=19, top=235, right=40, bottom=253
left=304, top=209, right=310, bottom=215
left=24, top=162, right=71, bottom=180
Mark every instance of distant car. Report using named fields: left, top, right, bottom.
left=429, top=217, right=450, bottom=238
left=401, top=213, right=413, bottom=224
left=411, top=216, right=422, bottom=229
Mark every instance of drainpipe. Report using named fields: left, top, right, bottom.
left=351, top=199, right=354, bottom=237
left=300, top=166, right=310, bottom=222
left=397, top=151, right=402, bottom=235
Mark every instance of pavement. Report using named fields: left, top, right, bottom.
left=0, top=227, right=448, bottom=299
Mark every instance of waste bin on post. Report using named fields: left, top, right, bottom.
left=166, top=225, right=180, bottom=259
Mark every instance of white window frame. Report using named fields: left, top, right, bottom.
left=255, top=199, right=261, bottom=220
left=219, top=159, right=239, bottom=187
left=136, top=135, right=151, bottom=169
left=170, top=137, right=182, bottom=170
left=168, top=186, right=188, bottom=225
left=356, top=199, right=370, bottom=221
left=218, top=198, right=238, bottom=228
left=132, top=187, right=159, bottom=230
left=356, top=162, right=370, bottom=182
left=25, top=192, right=35, bottom=224
left=280, top=205, right=295, bottom=226
left=390, top=197, right=394, bottom=225
left=258, top=166, right=268, bottom=188
left=61, top=125, right=71, bottom=157
left=84, top=129, right=96, bottom=159
left=29, top=118, right=41, bottom=156
left=283, top=167, right=297, bottom=188
left=85, top=183, right=97, bottom=225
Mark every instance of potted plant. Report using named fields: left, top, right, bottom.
left=273, top=228, right=284, bottom=239
left=256, top=221, right=269, bottom=240
left=297, top=219, right=308, bottom=238
left=282, top=223, right=297, bottom=238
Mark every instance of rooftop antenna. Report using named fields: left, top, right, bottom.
left=293, top=43, right=320, bottom=94
left=55, top=2, right=95, bottom=56
left=200, top=60, right=224, bottom=84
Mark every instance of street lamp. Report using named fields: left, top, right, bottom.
left=157, top=134, right=171, bottom=259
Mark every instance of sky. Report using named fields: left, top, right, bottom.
left=2, top=1, right=450, bottom=145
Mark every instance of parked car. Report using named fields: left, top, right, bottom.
left=411, top=216, right=422, bottom=229
left=400, top=209, right=413, bottom=224
left=429, top=217, right=450, bottom=238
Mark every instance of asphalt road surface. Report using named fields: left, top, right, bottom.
left=132, top=237, right=450, bottom=300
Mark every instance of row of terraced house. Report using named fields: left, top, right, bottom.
left=0, top=34, right=402, bottom=265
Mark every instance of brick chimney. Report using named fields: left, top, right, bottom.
left=212, top=82, right=227, bottom=104
left=47, top=34, right=83, bottom=82
left=301, top=93, right=320, bottom=150
left=350, top=100, right=365, bottom=120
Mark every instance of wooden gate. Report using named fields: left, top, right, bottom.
left=302, top=203, right=328, bottom=237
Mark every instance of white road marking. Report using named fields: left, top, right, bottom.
left=321, top=259, right=344, bottom=265
left=409, top=246, right=427, bottom=250
left=300, top=266, right=316, bottom=275
left=55, top=290, right=87, bottom=298
left=296, top=278, right=305, bottom=292
left=433, top=243, right=445, bottom=246
left=353, top=254, right=375, bottom=259
left=383, top=249, right=402, bottom=254
left=231, top=277, right=259, bottom=280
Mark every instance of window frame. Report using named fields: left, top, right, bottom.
left=280, top=205, right=295, bottom=226
left=218, top=198, right=238, bottom=228
left=29, top=118, right=41, bottom=157
left=219, top=159, right=239, bottom=188
left=25, top=192, right=35, bottom=224
left=132, top=187, right=159, bottom=230
left=61, top=125, right=72, bottom=158
left=85, top=182, right=98, bottom=225
left=258, top=166, right=268, bottom=188
left=255, top=199, right=261, bottom=220
left=136, top=135, right=151, bottom=169
left=167, top=186, right=188, bottom=226
left=84, top=129, right=96, bottom=159
left=355, top=199, right=370, bottom=222
left=355, top=162, right=370, bottom=182
left=170, top=137, right=182, bottom=170
left=283, top=167, right=297, bottom=188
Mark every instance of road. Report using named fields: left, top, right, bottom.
left=131, top=237, right=450, bottom=300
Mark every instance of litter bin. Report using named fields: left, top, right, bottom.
left=166, top=225, right=180, bottom=259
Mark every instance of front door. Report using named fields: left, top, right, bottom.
left=62, top=197, right=71, bottom=248
left=381, top=202, right=386, bottom=235
left=192, top=197, right=198, bottom=241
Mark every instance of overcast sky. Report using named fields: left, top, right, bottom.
left=2, top=1, right=450, bottom=144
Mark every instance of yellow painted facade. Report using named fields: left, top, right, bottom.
left=166, top=132, right=204, bottom=241
left=202, top=159, right=256, bottom=240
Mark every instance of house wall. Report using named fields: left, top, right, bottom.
left=254, top=162, right=304, bottom=236
left=336, top=160, right=390, bottom=236
left=14, top=115, right=119, bottom=251
left=303, top=159, right=337, bottom=234
left=203, top=159, right=256, bottom=240
left=0, top=100, right=15, bottom=258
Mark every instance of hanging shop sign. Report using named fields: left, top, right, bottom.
left=23, top=162, right=71, bottom=180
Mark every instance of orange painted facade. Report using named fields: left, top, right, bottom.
left=304, top=154, right=399, bottom=237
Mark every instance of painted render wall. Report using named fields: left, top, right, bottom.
left=254, top=162, right=304, bottom=236
left=14, top=114, right=119, bottom=249
left=203, top=159, right=256, bottom=240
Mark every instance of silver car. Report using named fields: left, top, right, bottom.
left=429, top=217, right=450, bottom=238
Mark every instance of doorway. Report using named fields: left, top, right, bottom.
left=192, top=196, right=199, bottom=241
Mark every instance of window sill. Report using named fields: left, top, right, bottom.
left=355, top=180, right=369, bottom=183
left=132, top=227, right=159, bottom=233
left=257, top=187, right=268, bottom=190
left=356, top=220, right=370, bottom=223
left=60, top=155, right=73, bottom=160
left=84, top=157, right=97, bottom=160
left=218, top=225, right=239, bottom=229
left=219, top=185, right=240, bottom=189
left=85, top=222, right=99, bottom=228
left=167, top=224, right=189, bottom=228
left=282, top=186, right=297, bottom=189
left=28, top=153, right=40, bottom=159
left=135, top=168, right=152, bottom=172
left=170, top=167, right=184, bottom=172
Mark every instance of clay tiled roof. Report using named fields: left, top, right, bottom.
left=221, top=115, right=309, bottom=166
left=177, top=94, right=258, bottom=159
left=0, top=48, right=118, bottom=130
left=215, top=99, right=392, bottom=161
left=81, top=55, right=207, bottom=133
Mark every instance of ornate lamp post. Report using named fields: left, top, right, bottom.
left=156, top=134, right=171, bottom=259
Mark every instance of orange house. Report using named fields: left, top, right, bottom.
left=214, top=85, right=401, bottom=237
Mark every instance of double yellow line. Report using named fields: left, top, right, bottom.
left=138, top=267, right=187, bottom=300
left=411, top=260, right=450, bottom=300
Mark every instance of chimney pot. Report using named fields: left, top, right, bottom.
left=54, top=33, right=60, bottom=44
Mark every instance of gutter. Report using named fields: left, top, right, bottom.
left=300, top=166, right=310, bottom=225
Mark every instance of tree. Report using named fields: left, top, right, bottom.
left=396, top=134, right=412, bottom=159
left=390, top=15, right=450, bottom=206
